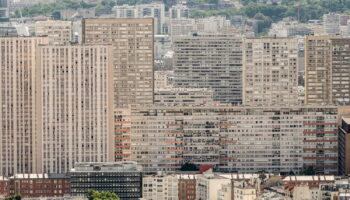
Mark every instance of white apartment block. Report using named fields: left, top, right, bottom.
left=323, top=13, right=340, bottom=35
left=170, top=16, right=231, bottom=38
left=243, top=37, right=299, bottom=105
left=112, top=3, right=165, bottom=34
left=35, top=20, right=72, bottom=44
left=115, top=105, right=349, bottom=174
left=169, top=3, right=190, bottom=19
left=196, top=170, right=231, bottom=200
left=143, top=173, right=179, bottom=200
left=173, top=34, right=243, bottom=104
left=170, top=18, right=196, bottom=38
left=195, top=16, right=231, bottom=34
left=218, top=181, right=257, bottom=200
left=36, top=44, right=114, bottom=173
left=0, top=37, right=49, bottom=176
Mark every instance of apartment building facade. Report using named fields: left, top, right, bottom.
left=242, top=37, right=299, bottom=105
left=115, top=105, right=347, bottom=175
left=304, top=35, right=350, bottom=105
left=36, top=44, right=114, bottom=173
left=8, top=174, right=70, bottom=198
left=112, top=3, right=165, bottom=34
left=323, top=13, right=340, bottom=35
left=330, top=39, right=350, bottom=105
left=339, top=116, right=350, bottom=175
left=173, top=34, right=243, bottom=105
left=83, top=18, right=154, bottom=107
left=142, top=173, right=179, bottom=200
left=154, top=87, right=214, bottom=105
left=35, top=20, right=72, bottom=44
left=0, top=37, right=49, bottom=176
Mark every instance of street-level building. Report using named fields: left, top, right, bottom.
left=70, top=162, right=142, bottom=200
left=8, top=174, right=70, bottom=198
left=143, top=173, right=178, bottom=200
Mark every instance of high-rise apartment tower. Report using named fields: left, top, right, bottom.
left=82, top=18, right=154, bottom=107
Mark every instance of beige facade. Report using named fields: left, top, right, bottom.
left=305, top=35, right=334, bottom=105
left=0, top=37, right=49, bottom=176
left=243, top=37, right=299, bottom=105
left=142, top=173, right=179, bottom=200
left=154, top=70, right=174, bottom=89
left=218, top=181, right=257, bottom=200
left=36, top=44, right=114, bottom=173
left=82, top=18, right=154, bottom=107
left=196, top=170, right=231, bottom=200
left=330, top=39, right=350, bottom=105
left=115, top=105, right=345, bottom=174
left=35, top=20, right=72, bottom=44
left=303, top=35, right=350, bottom=105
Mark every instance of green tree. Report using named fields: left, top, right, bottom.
left=301, top=166, right=316, bottom=175
left=180, top=163, right=199, bottom=171
left=87, top=190, right=120, bottom=200
left=254, top=13, right=272, bottom=33
left=5, top=195, right=21, bottom=200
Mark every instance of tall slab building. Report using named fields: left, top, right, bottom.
left=115, top=105, right=349, bottom=175
left=242, top=37, right=299, bottom=105
left=82, top=18, right=154, bottom=107
left=304, top=35, right=350, bottom=105
left=36, top=44, right=114, bottom=173
left=173, top=34, right=243, bottom=105
left=0, top=37, right=49, bottom=176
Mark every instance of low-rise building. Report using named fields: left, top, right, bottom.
left=8, top=174, right=70, bottom=198
left=142, top=173, right=178, bottom=200
left=319, top=178, right=350, bottom=200
left=196, top=170, right=231, bottom=200
left=70, top=162, right=142, bottom=200
left=0, top=177, right=9, bottom=197
left=178, top=175, right=196, bottom=200
left=218, top=181, right=257, bottom=200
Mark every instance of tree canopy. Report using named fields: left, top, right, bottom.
left=87, top=190, right=120, bottom=200
left=13, top=0, right=350, bottom=34
left=180, top=163, right=199, bottom=171
left=5, top=195, right=21, bottom=200
left=12, top=0, right=116, bottom=18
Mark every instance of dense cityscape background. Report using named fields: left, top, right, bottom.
left=1, top=0, right=350, bottom=199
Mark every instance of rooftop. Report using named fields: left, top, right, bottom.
left=10, top=174, right=68, bottom=179
left=71, top=162, right=142, bottom=173
left=283, top=175, right=335, bottom=182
